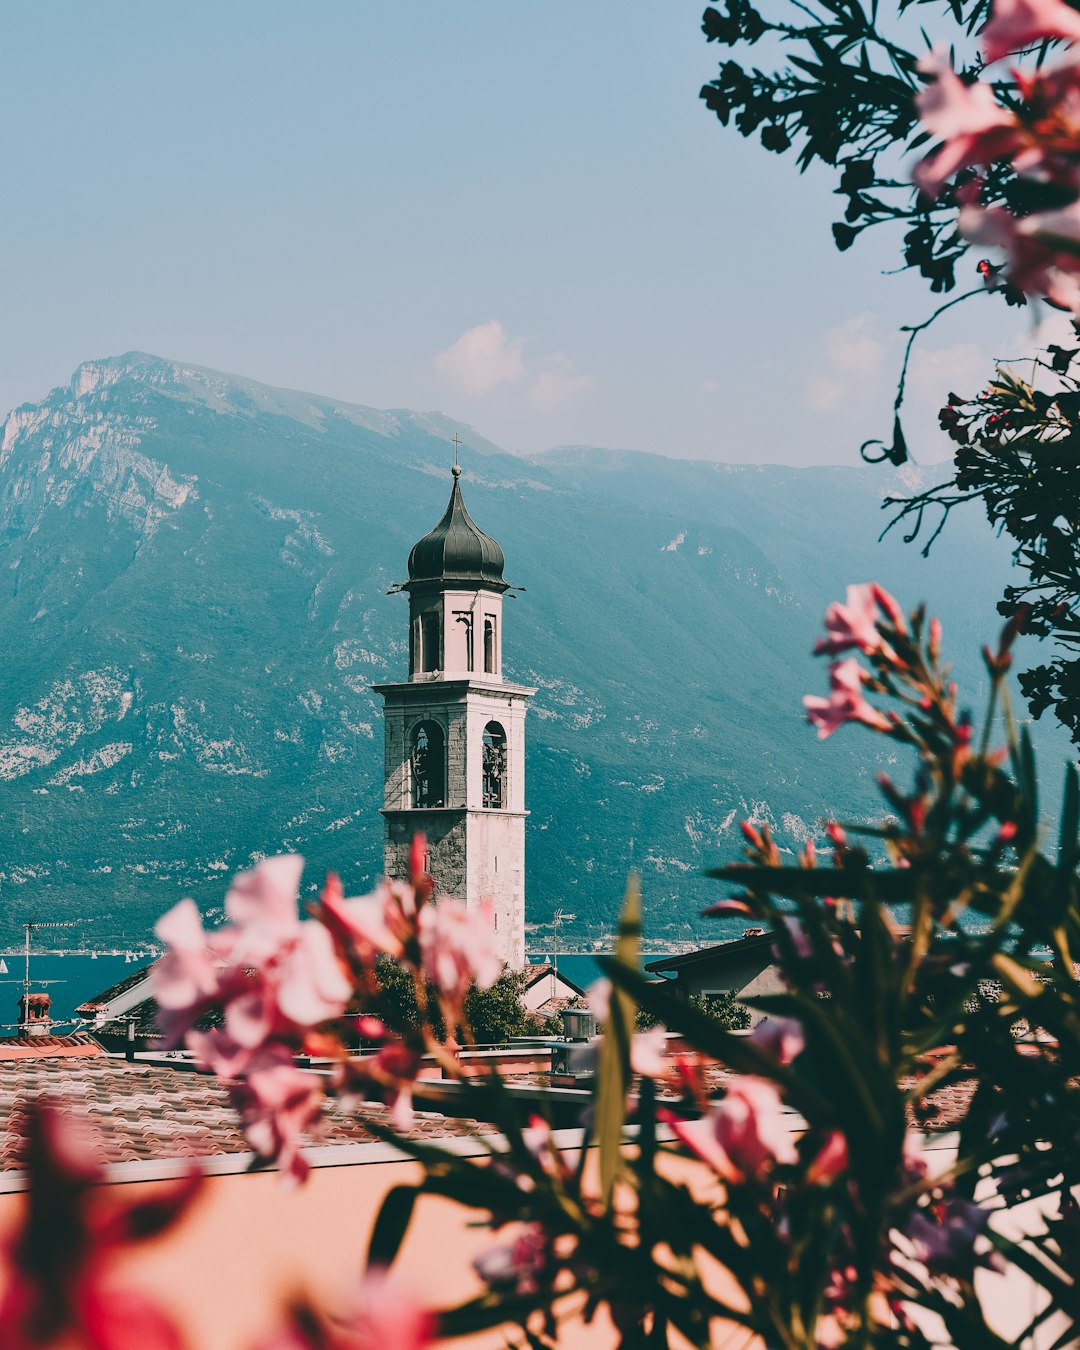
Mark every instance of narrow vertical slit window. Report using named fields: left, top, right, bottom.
left=421, top=611, right=441, bottom=672
left=483, top=616, right=496, bottom=673
left=455, top=612, right=474, bottom=672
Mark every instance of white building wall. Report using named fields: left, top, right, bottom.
left=466, top=809, right=525, bottom=968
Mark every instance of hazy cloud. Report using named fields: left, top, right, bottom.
left=436, top=321, right=592, bottom=412
left=529, top=354, right=594, bottom=412
left=908, top=342, right=985, bottom=405
left=434, top=320, right=526, bottom=397
left=804, top=314, right=887, bottom=412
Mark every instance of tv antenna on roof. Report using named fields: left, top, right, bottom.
left=21, top=920, right=78, bottom=1005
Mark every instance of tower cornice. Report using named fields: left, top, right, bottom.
left=372, top=679, right=537, bottom=701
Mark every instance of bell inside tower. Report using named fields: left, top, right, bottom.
left=482, top=721, right=506, bottom=808
left=411, top=720, right=446, bottom=807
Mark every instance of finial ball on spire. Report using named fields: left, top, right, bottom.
left=406, top=454, right=506, bottom=589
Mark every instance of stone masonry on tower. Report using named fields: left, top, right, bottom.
left=373, top=464, right=534, bottom=969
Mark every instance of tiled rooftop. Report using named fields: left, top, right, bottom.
left=500, top=1063, right=978, bottom=1134
left=74, top=961, right=157, bottom=1014
left=0, top=1055, right=485, bottom=1172
left=0, top=1032, right=102, bottom=1061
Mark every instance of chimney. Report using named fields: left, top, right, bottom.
left=19, top=992, right=52, bottom=1038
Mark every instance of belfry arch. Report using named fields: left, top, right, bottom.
left=410, top=720, right=445, bottom=808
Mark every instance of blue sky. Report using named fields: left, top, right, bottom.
left=0, top=3, right=1052, bottom=464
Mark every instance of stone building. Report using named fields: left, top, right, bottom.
left=374, top=464, right=534, bottom=968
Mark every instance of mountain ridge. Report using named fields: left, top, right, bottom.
left=0, top=353, right=1071, bottom=947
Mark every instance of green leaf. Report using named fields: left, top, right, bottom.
left=598, top=957, right=830, bottom=1120
left=1059, top=762, right=1079, bottom=878
left=366, top=1184, right=419, bottom=1269
left=704, top=863, right=916, bottom=903
left=595, top=873, right=641, bottom=1206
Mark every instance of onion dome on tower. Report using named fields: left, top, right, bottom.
left=406, top=464, right=507, bottom=592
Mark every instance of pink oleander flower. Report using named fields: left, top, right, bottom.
left=228, top=1044, right=326, bottom=1187
left=804, top=659, right=893, bottom=739
left=586, top=977, right=611, bottom=1021
left=814, top=584, right=900, bottom=658
left=901, top=1129, right=929, bottom=1180
left=155, top=857, right=352, bottom=1063
left=522, top=1113, right=556, bottom=1165
left=418, top=896, right=501, bottom=1006
left=319, top=873, right=409, bottom=961
left=667, top=1077, right=798, bottom=1182
left=255, top=1271, right=435, bottom=1350
left=775, top=916, right=814, bottom=962
left=338, top=1041, right=422, bottom=1133
left=700, top=897, right=754, bottom=918
left=350, top=1271, right=435, bottom=1350
left=0, top=1101, right=200, bottom=1350
left=155, top=857, right=353, bottom=1183
left=750, top=1016, right=805, bottom=1065
left=913, top=50, right=1018, bottom=196
left=151, top=897, right=231, bottom=1047
left=961, top=198, right=1080, bottom=311
left=223, top=855, right=308, bottom=960
left=630, top=1024, right=670, bottom=1079
left=223, top=919, right=352, bottom=1054
left=807, top=1129, right=850, bottom=1185
left=981, top=0, right=1080, bottom=63
left=473, top=1223, right=549, bottom=1296
left=902, top=1198, right=1005, bottom=1276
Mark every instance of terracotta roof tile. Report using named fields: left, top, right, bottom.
left=74, top=962, right=158, bottom=1015
left=0, top=1056, right=484, bottom=1171
left=0, top=1033, right=102, bottom=1061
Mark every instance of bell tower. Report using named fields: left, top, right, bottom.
left=374, top=462, right=534, bottom=968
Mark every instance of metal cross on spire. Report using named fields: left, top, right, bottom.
left=450, top=433, right=463, bottom=479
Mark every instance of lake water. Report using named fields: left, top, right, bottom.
left=0, top=952, right=150, bottom=1030
left=3, top=941, right=721, bottom=1033
left=527, top=952, right=607, bottom=990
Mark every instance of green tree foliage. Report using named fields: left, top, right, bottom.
left=373, top=957, right=534, bottom=1045
left=886, top=353, right=1080, bottom=738
left=635, top=988, right=751, bottom=1031
left=700, top=0, right=993, bottom=297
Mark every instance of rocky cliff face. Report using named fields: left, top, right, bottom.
left=0, top=353, right=1070, bottom=945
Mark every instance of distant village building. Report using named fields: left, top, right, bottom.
left=644, top=929, right=785, bottom=1025
left=374, top=464, right=534, bottom=968
left=520, top=961, right=586, bottom=1020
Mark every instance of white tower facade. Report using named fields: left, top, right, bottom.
left=374, top=465, right=534, bottom=968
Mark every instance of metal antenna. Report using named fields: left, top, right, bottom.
left=22, top=920, right=80, bottom=1022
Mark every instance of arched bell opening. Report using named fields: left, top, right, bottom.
left=482, top=721, right=507, bottom=808
left=411, top=720, right=446, bottom=808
